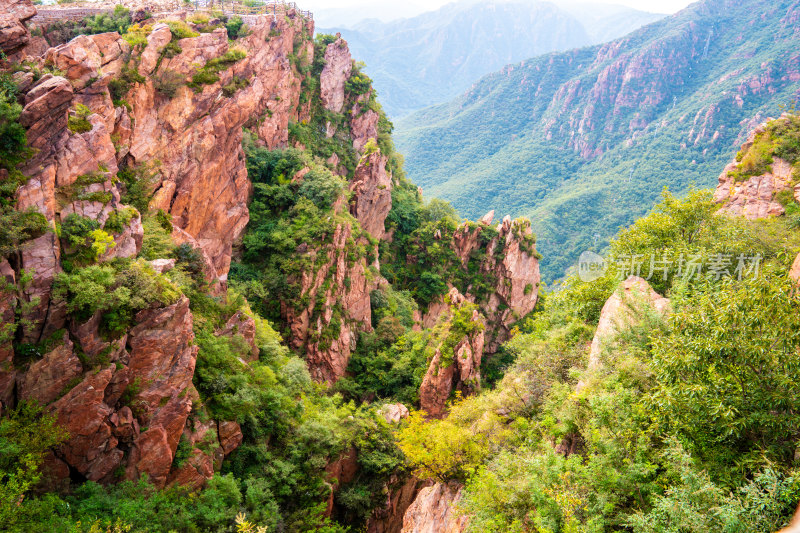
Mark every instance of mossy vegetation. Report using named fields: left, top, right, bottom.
left=188, top=48, right=247, bottom=91
left=67, top=103, right=93, bottom=134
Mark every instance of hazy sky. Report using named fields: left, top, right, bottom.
left=304, top=0, right=695, bottom=17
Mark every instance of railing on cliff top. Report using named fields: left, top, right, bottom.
left=30, top=0, right=313, bottom=23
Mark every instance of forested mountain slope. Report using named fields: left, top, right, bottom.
left=396, top=0, right=800, bottom=280
left=321, top=0, right=664, bottom=117
left=394, top=112, right=800, bottom=532
left=0, top=2, right=539, bottom=530
left=4, top=1, right=800, bottom=532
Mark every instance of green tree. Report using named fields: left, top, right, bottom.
left=0, top=402, right=68, bottom=528
left=648, top=271, right=800, bottom=475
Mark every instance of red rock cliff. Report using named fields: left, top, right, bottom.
left=3, top=8, right=312, bottom=488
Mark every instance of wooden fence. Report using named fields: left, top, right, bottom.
left=30, top=0, right=312, bottom=24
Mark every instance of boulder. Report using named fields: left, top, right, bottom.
left=149, top=258, right=176, bottom=274
left=217, top=420, right=243, bottom=455
left=401, top=482, right=468, bottom=533
left=586, top=276, right=670, bottom=372
left=379, top=403, right=410, bottom=424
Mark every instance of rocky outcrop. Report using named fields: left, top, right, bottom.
left=1, top=12, right=319, bottom=488
left=401, top=482, right=468, bottom=533
left=368, top=477, right=429, bottom=533
left=325, top=446, right=360, bottom=516
left=13, top=12, right=313, bottom=302
left=319, top=36, right=352, bottom=114
left=777, top=505, right=800, bottom=533
left=283, top=214, right=374, bottom=383
left=25, top=296, right=198, bottom=487
left=790, top=253, right=800, bottom=283
left=215, top=310, right=259, bottom=363
left=350, top=150, right=392, bottom=240
left=167, top=426, right=217, bottom=490
left=587, top=276, right=670, bottom=372
left=45, top=32, right=130, bottom=90
left=0, top=0, right=35, bottom=57
left=714, top=115, right=800, bottom=219
left=51, top=366, right=123, bottom=482
left=16, top=333, right=82, bottom=405
left=125, top=14, right=313, bottom=285
left=419, top=288, right=485, bottom=418
left=123, top=296, right=197, bottom=487
left=351, top=95, right=380, bottom=154
left=167, top=411, right=242, bottom=490
left=424, top=215, right=540, bottom=352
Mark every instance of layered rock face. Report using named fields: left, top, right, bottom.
left=128, top=15, right=313, bottom=285
left=424, top=213, right=540, bottom=352
left=0, top=0, right=36, bottom=58
left=401, top=482, right=468, bottom=533
left=714, top=114, right=800, bottom=219
left=4, top=10, right=312, bottom=488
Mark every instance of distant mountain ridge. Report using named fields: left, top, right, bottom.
left=395, top=0, right=800, bottom=281
left=320, top=0, right=665, bottom=117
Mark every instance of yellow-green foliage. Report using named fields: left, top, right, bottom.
left=139, top=212, right=175, bottom=260
left=188, top=48, right=248, bottom=91
left=53, top=258, right=180, bottom=333
left=89, top=228, right=115, bottom=260
left=165, top=20, right=199, bottom=39
left=362, top=138, right=379, bottom=158
left=396, top=393, right=513, bottom=482
left=67, top=103, right=93, bottom=134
